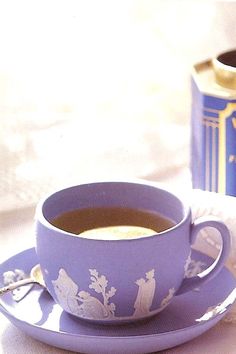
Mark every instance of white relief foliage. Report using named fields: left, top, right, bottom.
left=160, top=287, right=175, bottom=310
left=133, top=269, right=156, bottom=317
left=3, top=269, right=26, bottom=285
left=3, top=268, right=33, bottom=301
left=184, top=259, right=206, bottom=278
left=87, top=268, right=117, bottom=318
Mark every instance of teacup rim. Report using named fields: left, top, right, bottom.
left=35, top=179, right=191, bottom=242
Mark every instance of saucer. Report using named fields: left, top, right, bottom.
left=0, top=248, right=235, bottom=354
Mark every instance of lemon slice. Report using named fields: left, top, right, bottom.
left=78, top=225, right=156, bottom=240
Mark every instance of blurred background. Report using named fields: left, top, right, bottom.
left=1, top=0, right=236, bottom=212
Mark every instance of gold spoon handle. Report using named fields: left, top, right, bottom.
left=0, top=278, right=36, bottom=296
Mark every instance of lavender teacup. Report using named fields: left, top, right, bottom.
left=35, top=181, right=231, bottom=324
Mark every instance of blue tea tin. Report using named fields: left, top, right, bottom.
left=191, top=49, right=236, bottom=196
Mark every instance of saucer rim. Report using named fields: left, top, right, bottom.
left=0, top=247, right=235, bottom=341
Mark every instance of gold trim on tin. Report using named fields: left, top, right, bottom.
left=203, top=114, right=219, bottom=192
left=205, top=125, right=210, bottom=191
left=212, top=126, right=217, bottom=192
left=205, top=125, right=211, bottom=191
left=218, top=102, right=236, bottom=193
left=212, top=50, right=236, bottom=89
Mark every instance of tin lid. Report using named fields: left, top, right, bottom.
left=212, top=49, right=236, bottom=89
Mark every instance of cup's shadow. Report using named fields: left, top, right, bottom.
left=34, top=288, right=54, bottom=326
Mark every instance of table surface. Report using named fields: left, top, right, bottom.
left=0, top=205, right=235, bottom=354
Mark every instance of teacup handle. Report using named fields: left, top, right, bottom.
left=176, top=215, right=231, bottom=295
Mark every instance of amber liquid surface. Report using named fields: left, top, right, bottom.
left=50, top=207, right=175, bottom=240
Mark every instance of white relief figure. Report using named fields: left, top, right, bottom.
left=52, top=268, right=117, bottom=320
left=52, top=268, right=80, bottom=315
left=160, top=287, right=175, bottom=310
left=77, top=290, right=109, bottom=319
left=184, top=260, right=206, bottom=278
left=184, top=254, right=192, bottom=276
left=133, top=269, right=156, bottom=317
left=133, top=278, right=146, bottom=317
